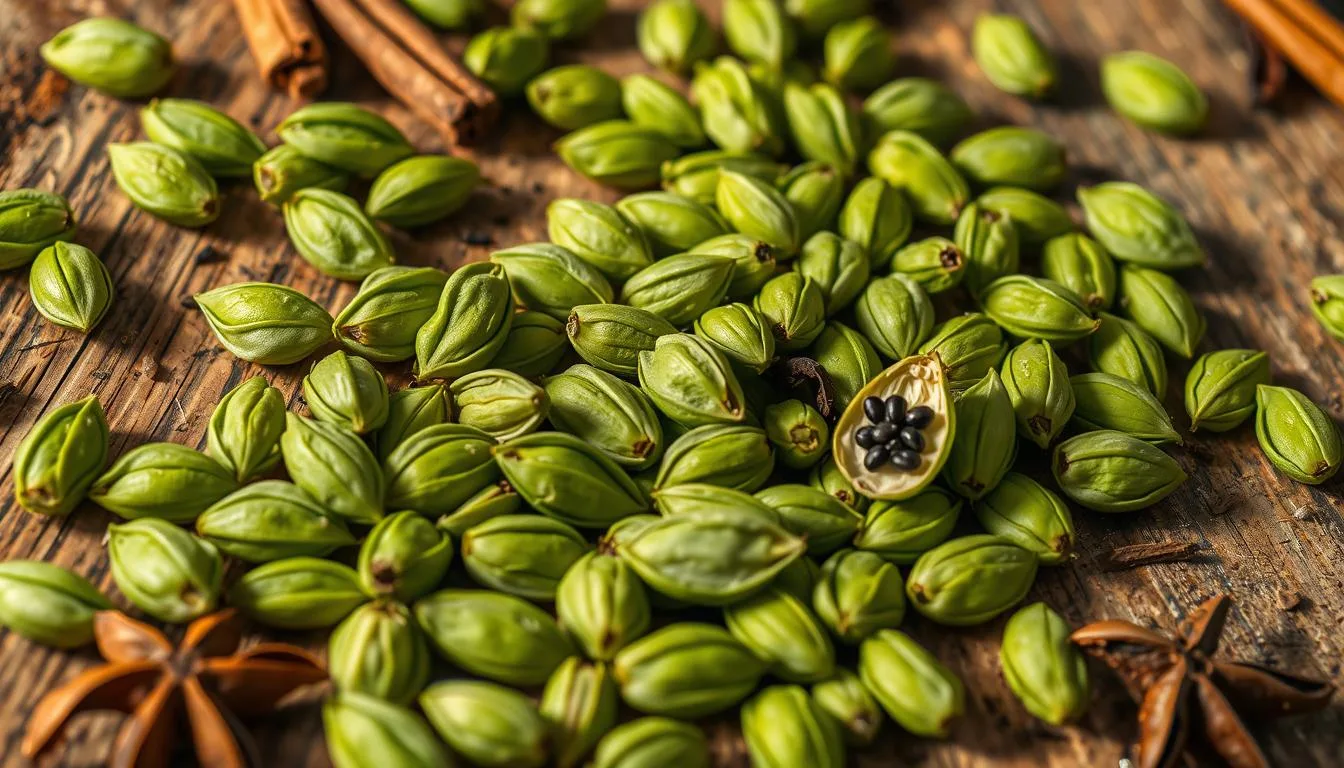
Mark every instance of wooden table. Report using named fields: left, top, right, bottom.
left=3, top=0, right=1343, bottom=765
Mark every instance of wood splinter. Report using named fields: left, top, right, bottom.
left=1096, top=541, right=1206, bottom=571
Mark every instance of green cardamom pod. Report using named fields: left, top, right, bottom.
left=461, top=515, right=590, bottom=600
left=784, top=0, right=869, bottom=38
left=622, top=74, right=708, bottom=149
left=852, top=487, right=961, bottom=563
left=1078, top=181, right=1204, bottom=269
left=906, top=534, right=1038, bottom=626
left=40, top=17, right=174, bottom=98
left=858, top=629, right=964, bottom=737
left=527, top=64, right=623, bottom=130
left=975, top=186, right=1074, bottom=244
left=812, top=668, right=883, bottom=746
left=491, top=242, right=613, bottom=321
left=809, top=454, right=868, bottom=514
left=942, top=368, right=1016, bottom=500
left=613, top=622, right=767, bottom=717
left=106, top=142, right=219, bottom=227
left=27, top=242, right=113, bottom=333
left=281, top=413, right=385, bottom=523
left=140, top=98, right=265, bottom=177
left=278, top=102, right=413, bottom=177
left=464, top=25, right=550, bottom=94
left=566, top=303, right=677, bottom=376
left=890, top=236, right=965, bottom=294
left=651, top=483, right=780, bottom=522
left=811, top=322, right=880, bottom=413
left=796, top=231, right=868, bottom=316
left=951, top=126, right=1066, bottom=191
left=766, top=551, right=817, bottom=609
left=253, top=144, right=350, bottom=205
left=548, top=198, right=654, bottom=281
left=373, top=384, right=452, bottom=461
left=762, top=402, right=830, bottom=471
left=692, top=57, right=787, bottom=157
left=1255, top=385, right=1343, bottom=485
left=493, top=311, right=569, bottom=377
left=742, top=684, right=845, bottom=768
left=107, top=518, right=222, bottom=623
left=777, top=162, right=844, bottom=242
left=415, top=588, right=574, bottom=685
left=512, top=0, right=606, bottom=39
left=206, top=377, right=285, bottom=483
left=450, top=368, right=549, bottom=441
left=0, top=561, right=111, bottom=648
left=620, top=253, right=735, bottom=326
left=556, top=119, right=681, bottom=190
left=755, top=272, right=826, bottom=350
left=867, top=130, right=969, bottom=225
left=419, top=681, right=550, bottom=768
left=324, top=692, right=449, bottom=768
left=364, top=155, right=479, bottom=228
left=436, top=480, right=521, bottom=538
left=861, top=77, right=973, bottom=147
left=757, top=484, right=861, bottom=556
left=541, top=657, right=620, bottom=768
left=981, top=275, right=1100, bottom=342
left=838, top=177, right=911, bottom=269
left=89, top=442, right=237, bottom=522
left=328, top=600, right=430, bottom=705
left=196, top=481, right=354, bottom=563
left=637, top=0, right=715, bottom=74
left=918, top=313, right=1007, bottom=390
left=546, top=364, right=665, bottom=469
left=1052, top=429, right=1187, bottom=512
left=1310, top=275, right=1344, bottom=340
left=638, top=333, right=748, bottom=427
left=1118, top=265, right=1205, bottom=357
left=654, top=423, right=773, bottom=491
left=1071, top=372, right=1180, bottom=443
left=693, top=303, right=778, bottom=374
left=1088, top=312, right=1168, bottom=396
left=1101, top=50, right=1207, bottom=134
left=974, top=473, right=1074, bottom=564
left=303, top=351, right=390, bottom=434
left=0, top=189, right=76, bottom=271
left=332, top=266, right=448, bottom=362
left=556, top=552, right=652, bottom=661
left=616, top=192, right=727, bottom=258
left=971, top=13, right=1056, bottom=98
left=228, top=557, right=365, bottom=630
left=1000, top=602, right=1090, bottom=725
left=495, top=431, right=651, bottom=527
left=854, top=273, right=933, bottom=361
left=1041, top=233, right=1116, bottom=311
left=591, top=717, right=710, bottom=768
left=416, top=261, right=514, bottom=380
left=283, top=188, right=395, bottom=281
left=383, top=423, right=499, bottom=517
left=692, top=233, right=779, bottom=300
left=600, top=514, right=661, bottom=552
left=12, top=396, right=107, bottom=517
left=403, top=0, right=484, bottom=29
left=662, top=150, right=786, bottom=205
left=953, top=203, right=1020, bottom=298
left=194, top=282, right=334, bottom=365
left=1185, top=349, right=1270, bottom=433
left=825, top=16, right=894, bottom=92
left=358, top=510, right=454, bottom=602
left=1000, top=339, right=1074, bottom=449
left=717, top=169, right=801, bottom=256
left=783, top=84, right=861, bottom=179
left=812, top=548, right=904, bottom=644
left=724, top=0, right=796, bottom=70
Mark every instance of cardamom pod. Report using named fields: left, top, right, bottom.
left=867, top=130, right=969, bottom=225
left=858, top=629, right=964, bottom=737
left=493, top=310, right=569, bottom=377
left=0, top=189, right=76, bottom=270
left=755, top=272, right=826, bottom=350
left=982, top=275, right=1100, bottom=342
left=419, top=681, right=550, bottom=768
left=358, top=510, right=454, bottom=602
left=838, top=177, right=912, bottom=269
left=527, top=64, right=624, bottom=130
left=541, top=657, right=620, bottom=768
left=812, top=668, right=884, bottom=746
left=741, top=685, right=845, bottom=768
left=89, top=442, right=237, bottom=522
left=546, top=364, right=665, bottom=469
left=106, top=142, right=219, bottom=227
left=758, top=484, right=861, bottom=556
left=324, top=693, right=449, bottom=768
left=854, top=273, right=934, bottom=361
left=567, top=303, right=677, bottom=376
left=27, top=242, right=113, bottom=333
left=974, top=472, right=1074, bottom=564
left=808, top=454, right=869, bottom=514
left=303, top=351, right=390, bottom=434
left=461, top=515, right=590, bottom=600
left=616, top=192, right=728, bottom=258
left=194, top=282, right=334, bottom=365
left=494, top=431, right=651, bottom=527
left=1078, top=182, right=1204, bottom=269
left=638, top=332, right=746, bottom=426
left=942, top=368, right=1016, bottom=500
left=277, top=102, right=414, bottom=177
left=891, top=236, right=965, bottom=294
left=1088, top=312, right=1168, bottom=396
left=861, top=78, right=973, bottom=147
left=918, top=313, right=1008, bottom=390
left=382, top=423, right=499, bottom=517
left=619, top=253, right=735, bottom=326
left=436, top=480, right=522, bottom=538
left=1117, top=265, right=1205, bottom=358
left=140, top=98, right=265, bottom=177
left=328, top=600, right=430, bottom=705
left=1255, top=385, right=1343, bottom=485
left=1041, top=233, right=1116, bottom=311
left=822, top=16, right=894, bottom=92
left=107, top=518, right=222, bottom=623
left=654, top=423, right=774, bottom=491
left=651, top=483, right=780, bottom=522
left=404, top=0, right=484, bottom=29
left=40, top=17, right=174, bottom=98
left=556, top=552, right=652, bottom=661
left=612, top=623, right=767, bottom=717
left=1185, top=349, right=1270, bottom=432
left=637, top=0, right=714, bottom=74
left=621, top=74, right=707, bottom=149
left=796, top=231, right=868, bottom=316
left=953, top=203, right=1020, bottom=298
left=811, top=322, right=880, bottom=412
left=12, top=396, right=107, bottom=517
left=450, top=369, right=548, bottom=441
left=1071, top=372, right=1180, bottom=443
left=724, top=0, right=797, bottom=70
left=783, top=83, right=862, bottom=178
left=281, top=413, right=385, bottom=523
left=196, top=481, right=354, bottom=563
left=555, top=119, right=681, bottom=190
left=416, top=261, right=514, bottom=380
left=1000, top=602, right=1090, bottom=725
left=490, top=244, right=611, bottom=322
left=512, top=0, right=606, bottom=39
left=414, top=588, right=574, bottom=685
left=971, top=13, right=1057, bottom=98
left=1101, top=51, right=1208, bottom=134
left=717, top=169, right=801, bottom=256
left=812, top=548, right=904, bottom=644
left=1001, top=339, right=1074, bottom=449
left=975, top=186, right=1074, bottom=244
left=693, top=303, right=777, bottom=374
left=1052, top=430, right=1187, bottom=512
left=364, top=155, right=479, bottom=227
left=548, top=198, right=654, bottom=281
left=590, top=717, right=710, bottom=768
left=951, top=126, right=1066, bottom=191
left=777, top=162, right=845, bottom=241
left=0, top=561, right=111, bottom=648
left=373, top=384, right=452, bottom=461
left=229, top=557, right=365, bottom=630
left=284, top=188, right=395, bottom=281
left=333, top=266, right=449, bottom=362
left=691, top=57, right=787, bottom=157
left=1310, top=275, right=1344, bottom=340
left=762, top=401, right=830, bottom=471
left=661, top=150, right=786, bottom=205
left=906, top=534, right=1038, bottom=626
left=852, top=487, right=961, bottom=563
left=253, top=144, right=349, bottom=205
left=692, top=233, right=779, bottom=300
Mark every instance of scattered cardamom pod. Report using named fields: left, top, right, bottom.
left=512, top=0, right=606, bottom=40
left=1000, top=602, right=1090, bottom=724
left=303, top=350, right=390, bottom=434
left=692, top=233, right=779, bottom=300
left=942, top=369, right=1015, bottom=500
left=0, top=561, right=111, bottom=648
left=194, top=282, right=334, bottom=365
left=852, top=487, right=961, bottom=563
left=1041, top=233, right=1116, bottom=311
left=253, top=144, right=350, bottom=205
left=89, top=442, right=237, bottom=523
left=951, top=126, right=1066, bottom=191
left=548, top=198, right=654, bottom=281
left=364, top=155, right=479, bottom=227
left=812, top=668, right=884, bottom=746
left=867, top=130, right=969, bottom=225
left=540, top=656, right=620, bottom=768
left=414, top=588, right=574, bottom=685
left=106, top=142, right=220, bottom=227
left=373, top=384, right=451, bottom=461
left=419, top=680, right=550, bottom=768
left=906, top=534, right=1038, bottom=626
left=637, top=0, right=715, bottom=74
left=196, top=481, right=355, bottom=563
left=416, top=261, right=514, bottom=380
left=742, top=684, right=846, bottom=768
left=621, top=74, right=708, bottom=149
left=461, top=514, right=590, bottom=600
left=822, top=15, right=893, bottom=92
left=40, top=17, right=175, bottom=98
left=1088, top=312, right=1168, bottom=396
left=974, top=472, right=1074, bottom=565
left=811, top=322, right=879, bottom=413
left=861, top=77, right=973, bottom=147
left=0, top=189, right=77, bottom=271
left=358, top=510, right=454, bottom=602
left=107, top=518, right=223, bottom=623
left=762, top=402, right=829, bottom=470
left=838, top=177, right=912, bottom=269
left=449, top=369, right=548, bottom=441
left=858, top=629, right=964, bottom=737
left=1078, top=181, right=1204, bottom=270
left=277, top=102, right=414, bottom=177
left=661, top=150, right=786, bottom=204
left=403, top=0, right=484, bottom=29
left=950, top=203, right=1019, bottom=298
left=1001, top=339, right=1074, bottom=449
left=654, top=423, right=774, bottom=491
left=383, top=423, right=499, bottom=517
left=493, top=311, right=570, bottom=377
left=1101, top=51, right=1208, bottom=135
left=755, top=272, right=826, bottom=350
left=284, top=188, right=395, bottom=281
left=723, top=0, right=797, bottom=70
left=620, top=253, right=735, bottom=326
left=1310, top=275, right=1344, bottom=340
left=891, top=236, right=965, bottom=294
left=436, top=480, right=522, bottom=538
left=971, top=13, right=1056, bottom=98
left=975, top=186, right=1074, bottom=244
left=1185, top=349, right=1270, bottom=433
left=616, top=192, right=728, bottom=258
left=27, top=242, right=113, bottom=333
left=638, top=333, right=748, bottom=427
left=527, top=64, right=623, bottom=130
left=1255, top=385, right=1342, bottom=486
left=567, top=303, right=677, bottom=376
left=547, top=364, right=665, bottom=470
left=812, top=548, right=905, bottom=645
left=796, top=231, right=868, bottom=316
left=140, top=98, right=265, bottom=177
left=808, top=454, right=869, bottom=514
left=556, top=551, right=652, bottom=661
left=590, top=717, right=710, bottom=768
left=281, top=412, right=385, bottom=523
left=981, top=275, right=1100, bottom=342
left=612, top=622, right=767, bottom=717
left=717, top=169, right=801, bottom=257
left=758, top=484, right=862, bottom=556
left=1071, top=372, right=1180, bottom=443
left=854, top=273, right=933, bottom=360
left=12, top=395, right=108, bottom=517
left=324, top=693, right=450, bottom=767
left=228, top=556, right=366, bottom=630
left=205, top=377, right=284, bottom=483
left=777, top=162, right=845, bottom=241
left=331, top=266, right=448, bottom=362
left=783, top=84, right=862, bottom=178
left=691, top=57, right=787, bottom=157
left=495, top=431, right=651, bottom=527
left=918, top=313, right=1008, bottom=390
left=1052, top=429, right=1188, bottom=512
left=693, top=302, right=778, bottom=374
left=555, top=119, right=681, bottom=190
left=1118, top=265, right=1205, bottom=358
left=328, top=600, right=430, bottom=705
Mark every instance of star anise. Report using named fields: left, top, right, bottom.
left=1071, top=593, right=1334, bottom=768
left=23, top=609, right=326, bottom=768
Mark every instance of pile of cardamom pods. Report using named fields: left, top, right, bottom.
left=5, top=1, right=1344, bottom=767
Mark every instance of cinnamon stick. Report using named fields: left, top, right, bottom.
left=231, top=0, right=329, bottom=98
left=310, top=0, right=499, bottom=145
left=1223, top=0, right=1344, bottom=108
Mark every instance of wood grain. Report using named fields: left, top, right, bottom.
left=3, top=0, right=1344, bottom=766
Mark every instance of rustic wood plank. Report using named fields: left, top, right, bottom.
left=2, top=0, right=1344, bottom=766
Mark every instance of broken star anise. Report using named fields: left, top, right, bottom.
left=23, top=608, right=326, bottom=768
left=1071, top=593, right=1334, bottom=768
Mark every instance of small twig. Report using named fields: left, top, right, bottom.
left=18, top=338, right=67, bottom=352
left=1096, top=541, right=1205, bottom=572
